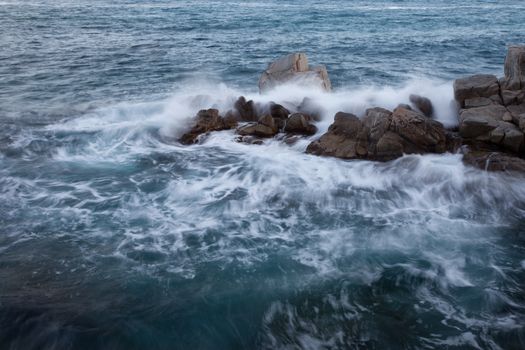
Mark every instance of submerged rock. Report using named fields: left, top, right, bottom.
left=258, top=53, right=331, bottom=93
left=235, top=135, right=264, bottom=145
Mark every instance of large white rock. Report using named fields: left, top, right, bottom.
left=258, top=53, right=331, bottom=93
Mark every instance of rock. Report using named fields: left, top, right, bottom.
left=501, top=89, right=525, bottom=106
left=236, top=114, right=279, bottom=138
left=500, top=124, right=524, bottom=153
left=237, top=123, right=277, bottom=138
left=390, top=106, right=447, bottom=153
left=305, top=112, right=368, bottom=159
left=458, top=104, right=524, bottom=152
left=507, top=104, right=525, bottom=121
left=397, top=103, right=412, bottom=110
left=463, top=151, right=525, bottom=172
left=374, top=131, right=405, bottom=159
left=458, top=104, right=508, bottom=138
left=223, top=112, right=239, bottom=129
left=306, top=107, right=447, bottom=161
left=233, top=96, right=258, bottom=122
left=502, top=112, right=513, bottom=122
left=409, top=94, right=434, bottom=118
left=264, top=102, right=290, bottom=129
left=284, top=113, right=317, bottom=135
left=464, top=97, right=493, bottom=108
left=179, top=109, right=234, bottom=145
left=259, top=53, right=331, bottom=92
left=362, top=107, right=392, bottom=156
left=514, top=114, right=525, bottom=132
left=501, top=46, right=525, bottom=90
left=269, top=103, right=290, bottom=120
left=258, top=114, right=278, bottom=133
left=453, top=74, right=500, bottom=107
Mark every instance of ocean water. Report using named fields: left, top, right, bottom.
left=1, top=0, right=525, bottom=349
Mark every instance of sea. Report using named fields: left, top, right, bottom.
left=1, top=1, right=525, bottom=349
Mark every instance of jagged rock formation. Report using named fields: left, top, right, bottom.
left=179, top=47, right=525, bottom=172
left=306, top=106, right=448, bottom=161
left=454, top=47, right=525, bottom=154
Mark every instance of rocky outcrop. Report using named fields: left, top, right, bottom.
left=177, top=48, right=525, bottom=173
left=453, top=47, right=525, bottom=155
left=306, top=106, right=447, bottom=161
left=179, top=109, right=237, bottom=145
left=259, top=53, right=331, bottom=93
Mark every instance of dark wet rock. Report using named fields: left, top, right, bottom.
left=390, top=106, right=447, bottom=153
left=409, top=94, right=434, bottom=118
left=361, top=107, right=393, bottom=156
left=463, top=151, right=525, bottom=172
left=258, top=114, right=278, bottom=132
left=236, top=114, right=279, bottom=138
left=237, top=123, right=276, bottom=138
left=233, top=96, right=258, bottom=122
left=179, top=109, right=234, bottom=145
left=453, top=74, right=500, bottom=108
left=306, top=107, right=447, bottom=161
left=259, top=53, right=331, bottom=92
left=284, top=113, right=317, bottom=135
left=269, top=102, right=290, bottom=120
left=306, top=112, right=368, bottom=159
left=223, top=112, right=239, bottom=129
left=262, top=102, right=290, bottom=129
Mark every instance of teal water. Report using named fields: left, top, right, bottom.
left=1, top=1, right=525, bottom=349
